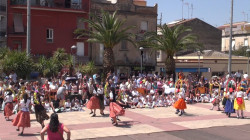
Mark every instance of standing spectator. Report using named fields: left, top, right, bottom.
left=40, top=113, right=71, bottom=140
left=243, top=72, right=248, bottom=79
left=9, top=71, right=17, bottom=83
left=235, top=70, right=242, bottom=83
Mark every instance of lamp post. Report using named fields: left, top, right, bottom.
left=139, top=47, right=144, bottom=75
left=71, top=45, right=77, bottom=69
left=247, top=49, right=250, bottom=74
left=197, top=50, right=201, bottom=79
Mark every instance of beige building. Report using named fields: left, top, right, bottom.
left=219, top=21, right=250, bottom=52
left=90, top=0, right=157, bottom=74
left=157, top=50, right=249, bottom=79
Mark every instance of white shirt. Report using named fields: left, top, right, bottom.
left=132, top=90, right=139, bottom=96
left=44, top=103, right=50, bottom=110
left=109, top=91, right=114, bottom=100
left=137, top=102, right=144, bottom=108
left=227, top=92, right=235, bottom=101
left=49, top=84, right=58, bottom=90
left=5, top=95, right=13, bottom=103
left=20, top=99, right=30, bottom=112
left=243, top=74, right=248, bottom=79
left=236, top=91, right=244, bottom=98
left=65, top=102, right=71, bottom=108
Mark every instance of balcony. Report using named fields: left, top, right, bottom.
left=10, top=0, right=88, bottom=11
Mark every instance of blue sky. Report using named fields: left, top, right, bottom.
left=147, top=0, right=250, bottom=27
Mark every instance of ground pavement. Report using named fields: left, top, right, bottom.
left=0, top=101, right=250, bottom=140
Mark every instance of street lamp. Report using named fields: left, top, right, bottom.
left=71, top=45, right=77, bottom=70
left=247, top=49, right=250, bottom=74
left=197, top=50, right=201, bottom=79
left=139, top=47, right=144, bottom=75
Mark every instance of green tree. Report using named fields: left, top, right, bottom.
left=0, top=49, right=34, bottom=79
left=232, top=46, right=248, bottom=56
left=142, top=24, right=201, bottom=76
left=75, top=10, right=135, bottom=76
left=78, top=61, right=97, bottom=76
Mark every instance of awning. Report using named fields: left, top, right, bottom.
left=13, top=14, right=24, bottom=32
left=175, top=68, right=210, bottom=72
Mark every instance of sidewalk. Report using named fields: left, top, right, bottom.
left=0, top=101, right=249, bottom=140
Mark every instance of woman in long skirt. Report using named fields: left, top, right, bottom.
left=234, top=90, right=245, bottom=119
left=34, top=92, right=49, bottom=128
left=86, top=84, right=100, bottom=117
left=109, top=87, right=125, bottom=126
left=97, top=84, right=105, bottom=115
left=4, top=89, right=14, bottom=121
left=224, top=91, right=235, bottom=117
left=12, top=93, right=31, bottom=135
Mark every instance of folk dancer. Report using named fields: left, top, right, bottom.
left=34, top=92, right=49, bottom=128
left=224, top=88, right=235, bottom=117
left=210, top=91, right=221, bottom=111
left=86, top=84, right=100, bottom=117
left=109, top=86, right=125, bottom=126
left=234, top=89, right=246, bottom=119
left=12, top=93, right=31, bottom=136
left=4, top=89, right=14, bottom=121
left=174, top=91, right=187, bottom=116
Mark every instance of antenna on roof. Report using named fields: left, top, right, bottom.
left=185, top=2, right=189, bottom=19
left=242, top=11, right=246, bottom=21
left=180, top=0, right=184, bottom=20
left=190, top=3, right=194, bottom=19
left=158, top=13, right=163, bottom=25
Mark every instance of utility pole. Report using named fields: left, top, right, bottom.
left=26, top=0, right=31, bottom=56
left=228, top=0, right=234, bottom=76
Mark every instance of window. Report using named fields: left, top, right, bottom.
left=99, top=44, right=104, bottom=63
left=97, top=14, right=103, bottom=23
left=76, top=42, right=84, bottom=56
left=140, top=21, right=148, bottom=33
left=244, top=38, right=248, bottom=47
left=157, top=51, right=160, bottom=59
left=46, top=29, right=53, bottom=43
left=232, top=39, right=235, bottom=50
left=121, top=40, right=127, bottom=50
left=77, top=17, right=85, bottom=29
left=13, top=14, right=24, bottom=32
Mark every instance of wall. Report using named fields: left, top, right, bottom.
left=7, top=0, right=90, bottom=57
left=0, top=0, right=7, bottom=47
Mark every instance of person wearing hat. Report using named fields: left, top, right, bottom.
left=234, top=89, right=246, bottom=119
left=224, top=88, right=235, bottom=117
left=173, top=91, right=186, bottom=116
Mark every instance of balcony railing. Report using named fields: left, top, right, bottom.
left=10, top=0, right=87, bottom=10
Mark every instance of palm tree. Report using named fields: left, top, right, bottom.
left=76, top=10, right=135, bottom=76
left=142, top=24, right=201, bottom=76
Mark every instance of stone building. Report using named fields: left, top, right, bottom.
left=0, top=0, right=7, bottom=47
left=90, top=0, right=158, bottom=74
left=157, top=18, right=222, bottom=73
left=219, top=21, right=250, bottom=52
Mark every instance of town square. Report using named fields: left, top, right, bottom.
left=0, top=0, right=250, bottom=140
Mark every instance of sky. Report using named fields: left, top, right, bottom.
left=147, top=0, right=250, bottom=27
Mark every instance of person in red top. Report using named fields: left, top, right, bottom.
left=40, top=113, right=71, bottom=140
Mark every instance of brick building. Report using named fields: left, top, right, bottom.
left=7, top=0, right=90, bottom=63
left=90, top=0, right=158, bottom=74
left=0, top=0, right=7, bottom=47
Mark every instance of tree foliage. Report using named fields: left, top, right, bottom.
left=78, top=61, right=97, bottom=76
left=0, top=48, right=34, bottom=79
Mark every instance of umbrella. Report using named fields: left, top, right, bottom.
left=65, top=76, right=78, bottom=81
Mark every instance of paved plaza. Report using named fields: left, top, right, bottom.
left=0, top=101, right=250, bottom=140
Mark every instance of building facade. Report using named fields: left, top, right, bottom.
left=0, top=0, right=7, bottom=47
left=219, top=22, right=250, bottom=52
left=91, top=0, right=157, bottom=74
left=7, top=0, right=90, bottom=63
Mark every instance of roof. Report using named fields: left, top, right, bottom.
left=167, top=18, right=197, bottom=27
left=218, top=21, right=249, bottom=30
left=181, top=50, right=246, bottom=58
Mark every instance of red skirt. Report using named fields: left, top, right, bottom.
left=4, top=103, right=13, bottom=117
left=173, top=98, right=187, bottom=110
left=87, top=96, right=100, bottom=109
left=12, top=111, right=31, bottom=128
left=109, top=102, right=125, bottom=118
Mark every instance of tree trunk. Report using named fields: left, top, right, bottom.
left=165, top=55, right=175, bottom=80
left=103, top=47, right=115, bottom=78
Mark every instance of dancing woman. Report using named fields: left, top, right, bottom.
left=109, top=86, right=125, bottom=126
left=34, top=92, right=49, bottom=128
left=224, top=89, right=235, bottom=117
left=4, top=89, right=14, bottom=121
left=173, top=92, right=187, bottom=116
left=12, top=93, right=31, bottom=136
left=86, top=84, right=100, bottom=117
left=234, top=89, right=245, bottom=119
